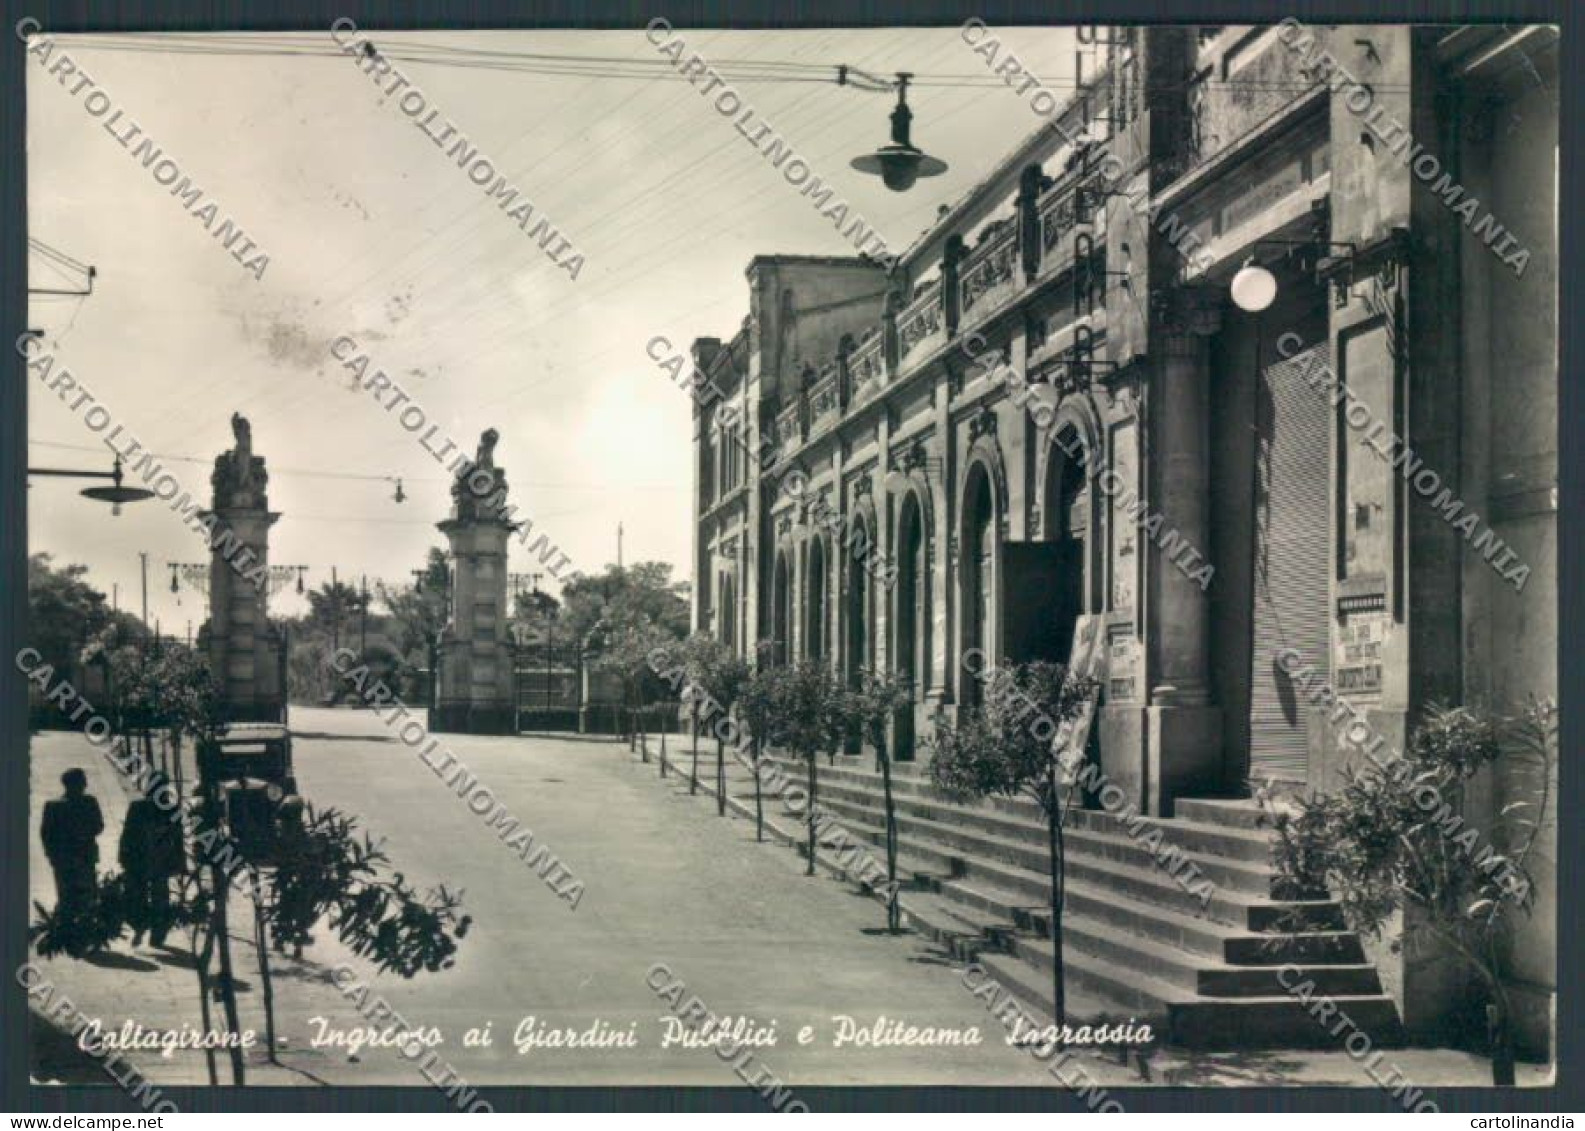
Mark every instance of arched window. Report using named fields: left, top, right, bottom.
left=1041, top=425, right=1093, bottom=664
left=720, top=573, right=738, bottom=653
left=895, top=492, right=927, bottom=689
left=772, top=552, right=792, bottom=666
left=893, top=491, right=928, bottom=761
left=846, top=517, right=872, bottom=680
left=701, top=433, right=715, bottom=508
left=961, top=463, right=997, bottom=705
left=806, top=537, right=827, bottom=661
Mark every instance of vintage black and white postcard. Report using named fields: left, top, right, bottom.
left=4, top=3, right=1572, bottom=1117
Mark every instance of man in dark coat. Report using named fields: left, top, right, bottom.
left=40, top=768, right=104, bottom=918
left=119, top=775, right=185, bottom=946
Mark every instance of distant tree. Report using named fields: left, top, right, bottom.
left=511, top=587, right=562, bottom=647
left=679, top=633, right=722, bottom=795
left=737, top=660, right=784, bottom=843
left=929, top=660, right=1097, bottom=1029
left=847, top=669, right=913, bottom=932
left=680, top=635, right=749, bottom=814
left=777, top=660, right=849, bottom=876
left=286, top=635, right=337, bottom=706
left=27, top=552, right=143, bottom=672
left=596, top=618, right=670, bottom=757
left=376, top=547, right=451, bottom=706
left=559, top=562, right=689, bottom=647
left=306, top=578, right=370, bottom=641
left=1264, top=700, right=1556, bottom=1086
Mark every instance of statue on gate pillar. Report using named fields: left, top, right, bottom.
left=433, top=428, right=520, bottom=735
left=200, top=413, right=284, bottom=723
left=212, top=413, right=269, bottom=509
left=452, top=428, right=506, bottom=521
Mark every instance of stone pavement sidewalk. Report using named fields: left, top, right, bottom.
left=624, top=732, right=1555, bottom=1093
left=26, top=728, right=412, bottom=1090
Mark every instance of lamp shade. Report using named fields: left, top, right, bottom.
left=851, top=146, right=948, bottom=193
left=1230, top=260, right=1278, bottom=313
left=883, top=469, right=911, bottom=495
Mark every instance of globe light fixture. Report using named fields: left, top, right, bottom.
left=1229, top=257, right=1278, bottom=313
left=851, top=74, right=948, bottom=192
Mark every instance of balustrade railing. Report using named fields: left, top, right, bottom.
left=897, top=279, right=944, bottom=362
left=959, top=227, right=1019, bottom=318
left=775, top=400, right=802, bottom=451
left=847, top=330, right=885, bottom=405
left=808, top=368, right=841, bottom=432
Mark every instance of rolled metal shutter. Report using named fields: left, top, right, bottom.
left=1248, top=341, right=1331, bottom=783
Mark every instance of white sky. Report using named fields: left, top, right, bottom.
left=26, top=26, right=1074, bottom=632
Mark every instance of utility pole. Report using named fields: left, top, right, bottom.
left=112, top=582, right=118, bottom=613
left=331, top=565, right=340, bottom=655
left=360, top=574, right=368, bottom=654
left=617, top=522, right=624, bottom=569
left=138, top=552, right=149, bottom=631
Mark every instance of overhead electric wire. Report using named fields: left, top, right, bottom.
left=307, top=26, right=827, bottom=311
left=296, top=29, right=754, bottom=310
left=371, top=28, right=953, bottom=358
left=29, top=237, right=92, bottom=274
left=417, top=50, right=973, bottom=395
left=60, top=32, right=1411, bottom=92
left=51, top=29, right=1399, bottom=460
left=174, top=29, right=721, bottom=427
left=240, top=31, right=856, bottom=432
left=28, top=438, right=685, bottom=493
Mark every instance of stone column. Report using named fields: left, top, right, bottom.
left=1151, top=329, right=1213, bottom=706
left=433, top=429, right=520, bottom=735
left=202, top=414, right=283, bottom=723
left=1145, top=299, right=1222, bottom=816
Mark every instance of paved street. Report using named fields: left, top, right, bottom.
left=29, top=708, right=1113, bottom=1090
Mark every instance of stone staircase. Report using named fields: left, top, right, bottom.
left=757, top=751, right=1405, bottom=1051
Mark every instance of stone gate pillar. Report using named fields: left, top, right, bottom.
left=202, top=413, right=284, bottom=723
left=432, top=429, right=519, bottom=735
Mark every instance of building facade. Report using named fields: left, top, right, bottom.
left=690, top=24, right=1556, bottom=1053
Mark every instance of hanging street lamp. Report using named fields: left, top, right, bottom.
left=27, top=454, right=155, bottom=516
left=851, top=73, right=948, bottom=192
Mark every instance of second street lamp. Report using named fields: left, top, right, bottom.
left=28, top=454, right=154, bottom=516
